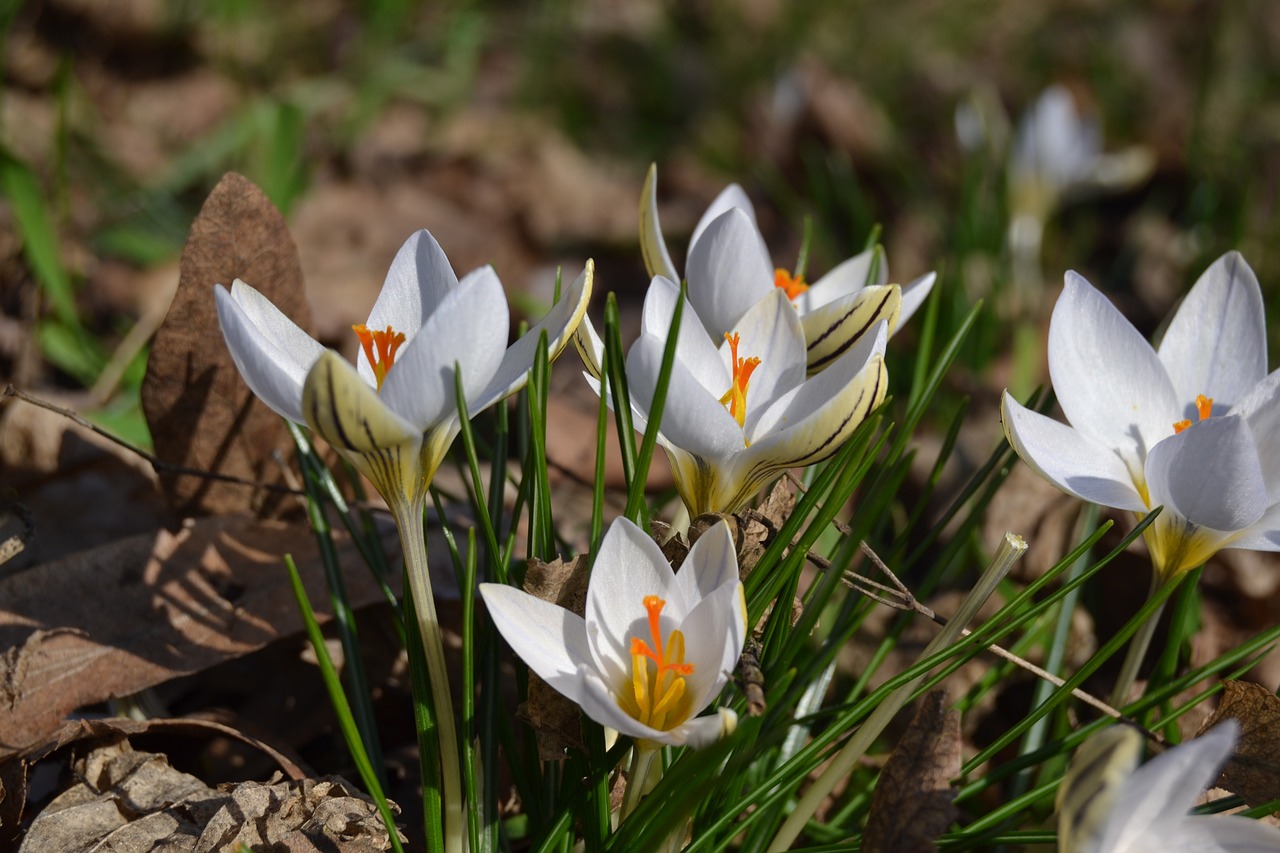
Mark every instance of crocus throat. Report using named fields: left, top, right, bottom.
left=718, top=332, right=761, bottom=430
left=624, top=595, right=695, bottom=732
left=1173, top=394, right=1213, bottom=434
left=353, top=323, right=406, bottom=389
left=774, top=268, right=809, bottom=301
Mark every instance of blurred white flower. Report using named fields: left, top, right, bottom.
left=216, top=229, right=593, bottom=504
left=480, top=517, right=745, bottom=748
left=1002, top=252, right=1280, bottom=579
left=1058, top=721, right=1280, bottom=853
left=640, top=165, right=934, bottom=373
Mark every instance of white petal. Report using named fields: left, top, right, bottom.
left=362, top=230, right=460, bottom=385
left=798, top=247, right=878, bottom=311
left=640, top=164, right=679, bottom=282
left=378, top=265, right=509, bottom=429
left=799, top=284, right=901, bottom=374
left=686, top=208, right=775, bottom=339
left=574, top=314, right=606, bottom=381
left=301, top=350, right=418, bottom=452
left=1099, top=722, right=1237, bottom=853
left=1174, top=816, right=1280, bottom=853
left=728, top=289, right=806, bottom=418
left=627, top=334, right=744, bottom=460
left=479, top=583, right=594, bottom=703
left=1233, top=368, right=1280, bottom=501
left=1223, top=500, right=1280, bottom=551
left=472, top=260, right=594, bottom=413
left=216, top=282, right=322, bottom=424
left=689, top=183, right=757, bottom=252
left=897, top=271, right=938, bottom=330
left=1001, top=392, right=1148, bottom=512
left=677, top=520, right=740, bottom=603
left=671, top=709, right=738, bottom=749
left=1158, top=252, right=1267, bottom=409
left=677, top=580, right=745, bottom=713
left=1145, top=416, right=1268, bottom=532
left=641, top=276, right=728, bottom=387
left=1049, top=271, right=1179, bottom=476
left=585, top=518, right=682, bottom=688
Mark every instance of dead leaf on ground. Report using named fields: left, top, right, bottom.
left=18, top=736, right=400, bottom=852
left=1198, top=680, right=1280, bottom=807
left=518, top=554, right=591, bottom=759
left=0, top=512, right=399, bottom=756
left=862, top=690, right=961, bottom=853
left=141, top=172, right=312, bottom=518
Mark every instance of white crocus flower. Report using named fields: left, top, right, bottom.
left=216, top=227, right=592, bottom=853
left=1058, top=722, right=1280, bottom=853
left=1001, top=253, right=1280, bottom=580
left=640, top=165, right=934, bottom=373
left=215, top=228, right=593, bottom=506
left=616, top=275, right=887, bottom=517
left=480, top=517, right=745, bottom=749
left=1008, top=85, right=1154, bottom=257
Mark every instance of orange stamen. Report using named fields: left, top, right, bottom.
left=718, top=332, right=761, bottom=429
left=626, top=595, right=695, bottom=731
left=352, top=323, right=406, bottom=389
left=630, top=596, right=695, bottom=678
left=1173, top=394, right=1214, bottom=434
left=774, top=268, right=809, bottom=301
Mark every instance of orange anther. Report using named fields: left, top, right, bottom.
left=352, top=324, right=406, bottom=389
left=774, top=268, right=809, bottom=301
left=1173, top=394, right=1214, bottom=434
left=718, top=332, right=761, bottom=428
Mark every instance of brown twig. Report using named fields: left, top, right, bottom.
left=3, top=384, right=306, bottom=496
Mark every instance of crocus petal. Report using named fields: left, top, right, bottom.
left=642, top=276, right=729, bottom=389
left=585, top=519, right=682, bottom=688
left=689, top=182, right=757, bottom=252
left=1098, top=723, right=1236, bottom=853
left=479, top=583, right=593, bottom=703
left=1175, top=817, right=1280, bottom=853
left=671, top=709, right=738, bottom=749
left=686, top=208, right=774, bottom=339
left=639, top=164, right=679, bottom=282
left=1158, top=251, right=1267, bottom=409
left=1223, top=501, right=1280, bottom=551
left=677, top=520, right=741, bottom=603
left=574, top=314, right=606, bottom=381
left=471, top=260, right=594, bottom=413
left=577, top=668, right=679, bottom=745
left=798, top=248, right=879, bottom=312
left=800, top=284, right=901, bottom=374
left=361, top=229, right=460, bottom=386
left=216, top=281, right=323, bottom=424
left=677, top=580, right=745, bottom=712
left=1049, top=271, right=1179, bottom=477
left=379, top=265, right=509, bottom=429
left=627, top=334, right=744, bottom=459
left=301, top=350, right=417, bottom=453
left=897, top=271, right=938, bottom=329
left=729, top=289, right=806, bottom=417
left=1145, top=416, right=1268, bottom=532
left=1001, top=392, right=1148, bottom=512
left=1232, top=368, right=1280, bottom=501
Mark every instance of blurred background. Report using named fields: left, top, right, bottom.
left=2, top=0, right=1279, bottom=443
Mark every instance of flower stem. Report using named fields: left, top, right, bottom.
left=1109, top=572, right=1169, bottom=708
left=622, top=744, right=660, bottom=820
left=394, top=499, right=465, bottom=853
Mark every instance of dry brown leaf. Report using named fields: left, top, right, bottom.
left=518, top=555, right=591, bottom=759
left=1198, top=681, right=1280, bottom=807
left=862, top=690, right=961, bottom=853
left=141, top=172, right=312, bottom=518
left=18, top=738, right=399, bottom=852
left=0, top=513, right=398, bottom=756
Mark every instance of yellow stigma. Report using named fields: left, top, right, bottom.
left=621, top=595, right=696, bottom=732
left=352, top=323, right=406, bottom=389
left=1173, top=394, right=1213, bottom=434
left=774, top=268, right=809, bottom=301
left=718, top=332, right=761, bottom=429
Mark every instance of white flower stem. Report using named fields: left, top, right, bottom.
left=394, top=499, right=465, bottom=853
left=1109, top=572, right=1169, bottom=708
left=621, top=744, right=660, bottom=820
left=767, top=532, right=1028, bottom=852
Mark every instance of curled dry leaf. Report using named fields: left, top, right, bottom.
left=141, top=172, right=312, bottom=518
left=518, top=554, right=591, bottom=759
left=0, top=512, right=399, bottom=756
left=862, top=690, right=961, bottom=853
left=1198, top=680, right=1280, bottom=807
left=18, top=737, right=401, bottom=852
